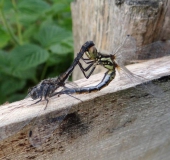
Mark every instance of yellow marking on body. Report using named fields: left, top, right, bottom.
left=107, top=70, right=116, bottom=80
left=104, top=65, right=114, bottom=70
left=100, top=57, right=113, bottom=63
left=85, top=49, right=97, bottom=60
left=85, top=51, right=91, bottom=59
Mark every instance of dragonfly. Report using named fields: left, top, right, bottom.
left=0, top=41, right=94, bottom=146
left=51, top=35, right=170, bottom=96
left=28, top=41, right=95, bottom=109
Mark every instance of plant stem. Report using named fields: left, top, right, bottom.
left=41, top=63, right=48, bottom=80
left=0, top=3, right=20, bottom=45
left=12, top=0, right=23, bottom=44
left=33, top=77, right=39, bottom=84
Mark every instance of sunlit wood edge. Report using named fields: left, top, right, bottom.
left=0, top=56, right=170, bottom=135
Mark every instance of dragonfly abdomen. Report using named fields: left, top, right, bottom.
left=52, top=70, right=116, bottom=96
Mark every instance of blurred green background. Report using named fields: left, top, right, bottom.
left=0, top=0, right=74, bottom=104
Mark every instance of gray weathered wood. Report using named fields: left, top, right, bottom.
left=0, top=56, right=170, bottom=159
left=71, top=0, right=170, bottom=80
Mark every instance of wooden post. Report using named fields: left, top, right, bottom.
left=71, top=0, right=170, bottom=80
left=0, top=56, right=170, bottom=159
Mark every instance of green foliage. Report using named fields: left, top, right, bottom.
left=0, top=0, right=74, bottom=104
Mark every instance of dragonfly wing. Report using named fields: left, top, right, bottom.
left=117, top=64, right=164, bottom=98
left=113, top=36, right=167, bottom=98
left=0, top=97, right=34, bottom=141
left=114, top=36, right=170, bottom=64
left=137, top=40, right=170, bottom=60
left=113, top=35, right=137, bottom=66
left=65, top=81, right=78, bottom=88
left=28, top=98, right=72, bottom=147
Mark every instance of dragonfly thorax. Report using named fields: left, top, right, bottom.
left=28, top=82, right=56, bottom=100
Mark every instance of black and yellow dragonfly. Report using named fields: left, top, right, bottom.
left=52, top=35, right=170, bottom=96
left=28, top=41, right=95, bottom=108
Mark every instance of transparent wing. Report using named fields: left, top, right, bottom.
left=65, top=81, right=79, bottom=88
left=113, top=35, right=167, bottom=97
left=112, top=36, right=170, bottom=64
left=101, top=35, right=137, bottom=65
left=117, top=65, right=164, bottom=98
left=28, top=102, right=72, bottom=147
left=113, top=35, right=137, bottom=66
left=137, top=40, right=170, bottom=60
left=28, top=82, right=80, bottom=147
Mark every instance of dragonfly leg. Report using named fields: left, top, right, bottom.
left=44, top=98, right=49, bottom=110
left=78, top=61, right=94, bottom=71
left=32, top=97, right=42, bottom=105
left=44, top=86, right=51, bottom=110
left=67, top=94, right=83, bottom=102
left=56, top=41, right=95, bottom=85
left=81, top=57, right=94, bottom=64
left=78, top=61, right=96, bottom=79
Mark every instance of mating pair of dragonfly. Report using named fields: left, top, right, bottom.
left=1, top=35, right=169, bottom=147
left=28, top=35, right=138, bottom=104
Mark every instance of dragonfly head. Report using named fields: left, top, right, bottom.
left=28, top=83, right=56, bottom=100
left=85, top=46, right=98, bottom=60
left=28, top=87, right=40, bottom=100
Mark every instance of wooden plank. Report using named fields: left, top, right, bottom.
left=0, top=56, right=170, bottom=159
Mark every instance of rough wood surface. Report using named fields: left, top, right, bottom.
left=71, top=0, right=170, bottom=80
left=0, top=56, right=170, bottom=159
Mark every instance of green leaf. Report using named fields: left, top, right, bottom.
left=50, top=2, right=68, bottom=14
left=0, top=78, right=26, bottom=95
left=10, top=44, right=49, bottom=70
left=0, top=50, right=12, bottom=73
left=18, top=0, right=50, bottom=13
left=46, top=52, right=73, bottom=77
left=0, top=50, right=9, bottom=65
left=0, top=95, right=6, bottom=104
left=34, top=25, right=71, bottom=48
left=50, top=43, right=73, bottom=55
left=0, top=51, right=36, bottom=79
left=47, top=54, right=63, bottom=66
left=22, top=25, right=38, bottom=42
left=18, top=0, right=50, bottom=25
left=62, top=36, right=73, bottom=47
left=1, top=1, right=13, bottom=13
left=0, top=0, right=74, bottom=105
left=8, top=93, right=26, bottom=103
left=10, top=68, right=37, bottom=80
left=52, top=0, right=73, bottom=5
left=0, top=27, right=10, bottom=48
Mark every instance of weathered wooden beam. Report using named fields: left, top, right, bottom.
left=0, top=56, right=170, bottom=159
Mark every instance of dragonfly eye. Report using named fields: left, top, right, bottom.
left=88, top=46, right=97, bottom=53
left=28, top=87, right=34, bottom=93
left=30, top=89, right=39, bottom=100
